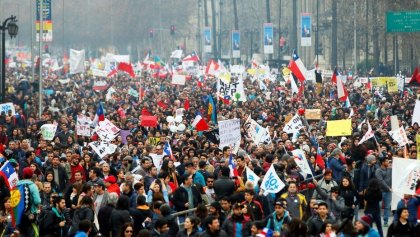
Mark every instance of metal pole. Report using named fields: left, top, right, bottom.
left=1, top=24, right=5, bottom=102
left=218, top=0, right=222, bottom=59
left=39, top=0, right=43, bottom=118
left=316, top=0, right=319, bottom=66
left=353, top=0, right=357, bottom=74
left=278, top=0, right=281, bottom=60
left=31, top=0, right=35, bottom=83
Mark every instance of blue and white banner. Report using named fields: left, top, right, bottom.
left=204, top=27, right=212, bottom=53
left=263, top=23, right=274, bottom=54
left=246, top=167, right=260, bottom=187
left=261, top=164, right=285, bottom=196
left=301, top=13, right=312, bottom=46
left=232, top=30, right=240, bottom=58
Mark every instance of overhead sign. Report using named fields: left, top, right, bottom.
left=386, top=11, right=420, bottom=33
left=36, top=0, right=53, bottom=42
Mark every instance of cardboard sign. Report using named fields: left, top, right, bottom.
left=305, top=109, right=321, bottom=120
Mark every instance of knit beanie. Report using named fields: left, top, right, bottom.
left=359, top=215, right=373, bottom=228
left=22, top=167, right=34, bottom=179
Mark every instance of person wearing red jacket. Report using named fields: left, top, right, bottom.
left=105, top=175, right=121, bottom=196
left=70, top=154, right=86, bottom=183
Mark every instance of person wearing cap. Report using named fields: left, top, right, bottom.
left=15, top=167, right=42, bottom=237
left=358, top=154, right=378, bottom=196
left=313, top=180, right=347, bottom=220
left=105, top=176, right=121, bottom=196
left=93, top=180, right=111, bottom=214
left=208, top=201, right=225, bottom=224
left=354, top=215, right=380, bottom=237
left=221, top=202, right=252, bottom=237
left=265, top=199, right=291, bottom=235
left=386, top=207, right=416, bottom=237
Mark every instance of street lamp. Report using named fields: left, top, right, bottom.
left=0, top=15, right=18, bottom=103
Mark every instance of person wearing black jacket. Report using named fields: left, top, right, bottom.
left=213, top=167, right=235, bottom=201
left=129, top=195, right=153, bottom=236
left=43, top=197, right=67, bottom=237
left=110, top=195, right=133, bottom=237
left=98, top=192, right=119, bottom=237
left=45, top=156, right=68, bottom=193
left=172, top=174, right=202, bottom=212
left=386, top=207, right=416, bottom=237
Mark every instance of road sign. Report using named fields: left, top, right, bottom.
left=386, top=11, right=420, bottom=33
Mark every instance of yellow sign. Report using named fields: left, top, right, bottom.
left=371, top=77, right=388, bottom=87
left=305, top=109, right=321, bottom=120
left=387, top=77, right=398, bottom=93
left=417, top=134, right=420, bottom=160
left=282, top=67, right=291, bottom=76
left=148, top=137, right=161, bottom=146
left=326, top=119, right=352, bottom=136
left=10, top=189, right=21, bottom=208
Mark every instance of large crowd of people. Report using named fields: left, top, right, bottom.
left=0, top=58, right=419, bottom=237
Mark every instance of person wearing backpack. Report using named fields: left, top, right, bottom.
left=386, top=207, right=416, bottom=237
left=42, top=196, right=67, bottom=237
left=68, top=196, right=96, bottom=237
left=16, top=167, right=41, bottom=237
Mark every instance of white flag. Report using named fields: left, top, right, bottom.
left=292, top=149, right=313, bottom=176
left=106, top=87, right=117, bottom=101
left=359, top=120, right=375, bottom=145
left=261, top=164, right=285, bottom=196
left=89, top=141, right=117, bottom=158
left=389, top=126, right=409, bottom=147
left=289, top=74, right=299, bottom=94
left=283, top=115, right=304, bottom=134
left=246, top=167, right=260, bottom=187
left=170, top=50, right=183, bottom=59
left=69, top=49, right=85, bottom=74
left=40, top=124, right=58, bottom=141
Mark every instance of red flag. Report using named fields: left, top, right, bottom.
left=409, top=67, right=420, bottom=85
left=118, top=62, right=136, bottom=78
left=192, top=115, right=209, bottom=131
left=316, top=147, right=325, bottom=170
left=141, top=108, right=152, bottom=116
left=141, top=116, right=158, bottom=127
left=157, top=101, right=168, bottom=109
left=337, top=76, right=348, bottom=102
left=331, top=68, right=338, bottom=84
left=218, top=95, right=230, bottom=105
left=366, top=81, right=372, bottom=90
left=184, top=98, right=190, bottom=111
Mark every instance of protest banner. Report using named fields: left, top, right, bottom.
left=283, top=115, right=304, bottom=134
left=69, top=49, right=85, bottom=74
left=392, top=158, right=420, bottom=195
left=40, top=124, right=57, bottom=141
left=389, top=126, right=409, bottom=147
left=292, top=149, right=313, bottom=176
left=172, top=74, right=186, bottom=85
left=326, top=120, right=352, bottom=136
left=93, top=81, right=108, bottom=91
left=244, top=116, right=271, bottom=145
left=217, top=77, right=246, bottom=102
left=89, top=141, right=117, bottom=159
left=417, top=134, right=420, bottom=160
left=94, top=119, right=120, bottom=142
left=76, top=114, right=93, bottom=137
left=91, top=68, right=108, bottom=77
left=0, top=103, right=15, bottom=115
left=412, top=100, right=420, bottom=126
left=387, top=77, right=398, bottom=93
left=148, top=137, right=161, bottom=146
left=218, top=119, right=241, bottom=149
left=260, top=164, right=285, bottom=196
left=304, top=109, right=321, bottom=120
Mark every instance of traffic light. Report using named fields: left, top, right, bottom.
left=149, top=29, right=154, bottom=38
left=170, top=25, right=175, bottom=35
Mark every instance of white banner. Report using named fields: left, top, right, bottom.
left=260, top=164, right=285, bottom=196
left=244, top=116, right=271, bottom=145
left=89, top=141, right=117, bottom=158
left=283, top=115, right=304, bottom=134
left=94, top=119, right=120, bottom=142
left=217, top=77, right=246, bottom=102
left=412, top=100, right=420, bottom=126
left=392, top=158, right=420, bottom=195
left=69, top=49, right=85, bottom=74
left=218, top=119, right=241, bottom=149
left=171, top=74, right=186, bottom=85
left=40, top=124, right=57, bottom=141
left=91, top=68, right=108, bottom=77
left=389, top=126, right=409, bottom=147
left=292, top=149, right=313, bottom=176
left=76, top=115, right=93, bottom=137
left=246, top=166, right=260, bottom=187
left=0, top=102, right=15, bottom=115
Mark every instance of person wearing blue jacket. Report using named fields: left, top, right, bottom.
left=328, top=148, right=345, bottom=182
left=264, top=200, right=291, bottom=236
left=394, top=194, right=420, bottom=225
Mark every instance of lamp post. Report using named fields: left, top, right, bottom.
left=0, top=15, right=18, bottom=103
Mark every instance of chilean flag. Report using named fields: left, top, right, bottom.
left=192, top=115, right=209, bottom=131
left=228, top=153, right=240, bottom=185
left=337, top=76, right=348, bottom=102
left=288, top=49, right=308, bottom=83
left=0, top=161, right=19, bottom=189
left=205, top=60, right=219, bottom=76
left=118, top=62, right=136, bottom=78
left=163, top=141, right=174, bottom=160
left=94, top=102, right=105, bottom=125
left=316, top=147, right=325, bottom=170
left=182, top=51, right=200, bottom=62
left=331, top=67, right=339, bottom=84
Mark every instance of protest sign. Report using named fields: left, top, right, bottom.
left=218, top=119, right=241, bottom=149
left=76, top=114, right=93, bottom=137
left=217, top=77, right=246, bottom=102
left=387, top=77, right=398, bottom=93
left=417, top=134, right=420, bottom=160
left=283, top=115, right=304, bottom=134
left=304, top=109, right=321, bottom=120
left=392, top=158, right=420, bottom=195
left=69, top=49, right=85, bottom=74
left=412, top=100, right=420, bottom=126
left=389, top=126, right=409, bottom=147
left=94, top=119, right=120, bottom=142
left=120, top=130, right=131, bottom=145
left=326, top=120, right=352, bottom=136
left=40, top=124, right=57, bottom=141
left=292, top=149, right=313, bottom=176
left=260, top=164, right=285, bottom=196
left=244, top=116, right=271, bottom=145
left=148, top=137, right=161, bottom=146
left=172, top=74, right=186, bottom=85
left=0, top=103, right=15, bottom=115
left=89, top=141, right=117, bottom=159
left=91, top=68, right=108, bottom=77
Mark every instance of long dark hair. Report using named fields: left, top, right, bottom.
left=119, top=222, right=134, bottom=237
left=116, top=195, right=130, bottom=210
left=285, top=218, right=308, bottom=237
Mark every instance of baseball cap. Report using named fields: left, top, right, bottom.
left=104, top=176, right=117, bottom=184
